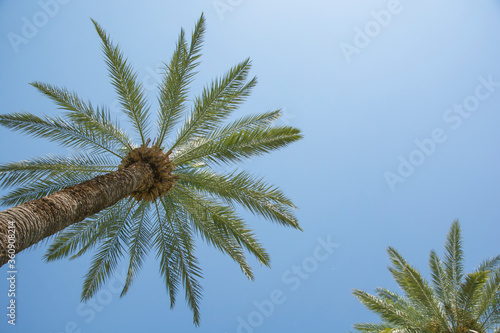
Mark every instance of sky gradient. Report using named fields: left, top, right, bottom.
left=1, top=1, right=500, bottom=332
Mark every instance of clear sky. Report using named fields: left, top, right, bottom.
left=1, top=0, right=500, bottom=332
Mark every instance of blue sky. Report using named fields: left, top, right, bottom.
left=1, top=0, right=500, bottom=332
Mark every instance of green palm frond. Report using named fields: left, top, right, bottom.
left=458, top=271, right=489, bottom=317
left=121, top=201, right=152, bottom=297
left=428, top=250, right=450, bottom=305
left=373, top=289, right=428, bottom=331
left=0, top=153, right=116, bottom=189
left=43, top=199, right=131, bottom=261
left=172, top=58, right=256, bottom=149
left=352, top=323, right=397, bottom=332
left=0, top=180, right=67, bottom=207
left=375, top=288, right=416, bottom=314
left=475, top=256, right=500, bottom=329
left=480, top=293, right=500, bottom=332
left=152, top=197, right=182, bottom=308
left=172, top=109, right=281, bottom=164
left=172, top=124, right=302, bottom=166
left=177, top=168, right=299, bottom=229
left=156, top=14, right=205, bottom=146
left=213, top=109, right=282, bottom=135
left=30, top=81, right=133, bottom=150
left=0, top=112, right=122, bottom=157
left=476, top=268, right=500, bottom=329
left=477, top=255, right=500, bottom=273
left=155, top=198, right=203, bottom=325
left=171, top=185, right=255, bottom=279
left=444, top=220, right=464, bottom=301
left=353, top=289, right=421, bottom=329
left=92, top=19, right=151, bottom=145
left=387, top=247, right=449, bottom=330
left=0, top=153, right=117, bottom=206
left=1, top=176, right=97, bottom=207
left=81, top=201, right=137, bottom=301
left=173, top=184, right=271, bottom=268
left=428, top=249, right=456, bottom=324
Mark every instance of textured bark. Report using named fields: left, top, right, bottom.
left=0, top=162, right=154, bottom=267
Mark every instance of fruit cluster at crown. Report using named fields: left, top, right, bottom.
left=119, top=139, right=178, bottom=201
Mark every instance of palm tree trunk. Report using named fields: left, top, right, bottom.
left=0, top=162, right=155, bottom=267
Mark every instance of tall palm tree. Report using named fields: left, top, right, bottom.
left=0, top=14, right=302, bottom=324
left=353, top=220, right=500, bottom=333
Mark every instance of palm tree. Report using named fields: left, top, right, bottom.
left=353, top=220, right=500, bottom=333
left=0, top=14, right=302, bottom=324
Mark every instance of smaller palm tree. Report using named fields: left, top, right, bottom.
left=353, top=220, right=500, bottom=333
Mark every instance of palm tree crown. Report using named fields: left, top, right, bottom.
left=353, top=220, right=500, bottom=333
left=0, top=14, right=302, bottom=324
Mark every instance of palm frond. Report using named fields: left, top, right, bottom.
left=444, top=220, right=464, bottom=300
left=173, top=121, right=302, bottom=167
left=92, top=19, right=151, bottom=144
left=375, top=288, right=414, bottom=313
left=155, top=198, right=203, bottom=325
left=0, top=153, right=116, bottom=189
left=170, top=186, right=254, bottom=279
left=121, top=201, right=152, bottom=297
left=43, top=199, right=131, bottom=261
left=479, top=292, right=500, bottom=332
left=428, top=249, right=453, bottom=318
left=474, top=256, right=500, bottom=329
left=352, top=322, right=396, bottom=332
left=177, top=168, right=300, bottom=229
left=0, top=173, right=106, bottom=207
left=30, top=81, right=133, bottom=150
left=172, top=109, right=281, bottom=163
left=458, top=271, right=488, bottom=317
left=152, top=197, right=182, bottom=308
left=156, top=14, right=205, bottom=146
left=173, top=184, right=271, bottom=267
left=352, top=289, right=421, bottom=329
left=172, top=58, right=256, bottom=149
left=212, top=109, right=282, bottom=136
left=477, top=255, right=500, bottom=273
left=476, top=268, right=500, bottom=329
left=0, top=112, right=123, bottom=158
left=81, top=202, right=136, bottom=301
left=387, top=247, right=449, bottom=331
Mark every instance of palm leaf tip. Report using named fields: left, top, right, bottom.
left=92, top=18, right=151, bottom=145
left=156, top=14, right=207, bottom=147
